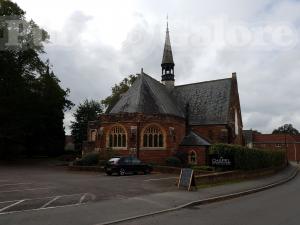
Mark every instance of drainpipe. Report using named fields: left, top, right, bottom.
left=185, top=103, right=190, bottom=135
left=136, top=121, right=140, bottom=159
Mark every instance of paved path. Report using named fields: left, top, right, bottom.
left=0, top=163, right=297, bottom=225
left=121, top=164, right=300, bottom=225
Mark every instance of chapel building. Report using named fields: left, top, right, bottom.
left=84, top=23, right=244, bottom=165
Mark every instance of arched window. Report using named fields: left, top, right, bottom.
left=189, top=151, right=197, bottom=165
left=235, top=108, right=239, bottom=135
left=143, top=126, right=164, bottom=148
left=109, top=126, right=127, bottom=148
left=90, top=130, right=97, bottom=142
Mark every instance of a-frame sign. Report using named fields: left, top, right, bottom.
left=178, top=168, right=196, bottom=191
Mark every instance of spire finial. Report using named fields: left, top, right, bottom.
left=166, top=14, right=169, bottom=32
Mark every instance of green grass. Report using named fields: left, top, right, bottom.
left=196, top=178, right=245, bottom=189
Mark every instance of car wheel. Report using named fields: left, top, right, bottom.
left=119, top=168, right=126, bottom=176
left=106, top=172, right=112, bottom=176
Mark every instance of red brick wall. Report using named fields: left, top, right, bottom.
left=87, top=113, right=186, bottom=164
left=139, top=150, right=172, bottom=164
left=228, top=73, right=244, bottom=145
left=252, top=134, right=300, bottom=162
left=253, top=143, right=300, bottom=161
left=85, top=108, right=243, bottom=165
left=96, top=149, right=170, bottom=164
left=178, top=146, right=208, bottom=165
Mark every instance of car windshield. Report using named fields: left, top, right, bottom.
left=108, top=158, right=120, bottom=165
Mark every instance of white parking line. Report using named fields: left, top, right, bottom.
left=0, top=187, right=54, bottom=193
left=0, top=200, right=25, bottom=212
left=144, top=177, right=178, bottom=182
left=0, top=202, right=85, bottom=216
left=0, top=200, right=18, bottom=204
left=0, top=183, right=31, bottom=187
left=40, top=196, right=61, bottom=208
left=78, top=193, right=87, bottom=204
left=0, top=193, right=86, bottom=205
left=0, top=193, right=95, bottom=215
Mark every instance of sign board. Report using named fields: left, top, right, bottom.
left=209, top=154, right=234, bottom=169
left=178, top=168, right=196, bottom=191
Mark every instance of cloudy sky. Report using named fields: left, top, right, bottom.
left=15, top=0, right=300, bottom=134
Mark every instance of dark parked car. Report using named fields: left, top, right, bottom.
left=104, top=156, right=153, bottom=176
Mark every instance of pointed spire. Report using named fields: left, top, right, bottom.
left=161, top=17, right=175, bottom=87
left=161, top=16, right=174, bottom=65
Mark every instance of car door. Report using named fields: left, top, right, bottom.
left=132, top=157, right=142, bottom=173
left=123, top=157, right=133, bottom=173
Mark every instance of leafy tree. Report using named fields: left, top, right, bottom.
left=101, top=75, right=137, bottom=112
left=272, top=124, right=299, bottom=135
left=70, top=75, right=136, bottom=151
left=0, top=0, right=24, bottom=17
left=70, top=100, right=103, bottom=151
left=0, top=0, right=73, bottom=158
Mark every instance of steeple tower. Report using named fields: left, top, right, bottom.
left=161, top=17, right=175, bottom=90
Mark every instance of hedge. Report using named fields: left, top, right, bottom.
left=165, top=156, right=182, bottom=167
left=74, top=152, right=100, bottom=166
left=73, top=148, right=119, bottom=167
left=209, top=144, right=285, bottom=170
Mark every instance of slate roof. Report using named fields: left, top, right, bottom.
left=109, top=73, right=233, bottom=125
left=109, top=73, right=185, bottom=117
left=172, top=79, right=232, bottom=125
left=180, top=131, right=211, bottom=146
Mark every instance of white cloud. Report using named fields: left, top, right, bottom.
left=14, top=0, right=300, bottom=134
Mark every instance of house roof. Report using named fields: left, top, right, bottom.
left=109, top=73, right=185, bottom=117
left=252, top=134, right=300, bottom=143
left=172, top=78, right=232, bottom=125
left=180, top=131, right=211, bottom=146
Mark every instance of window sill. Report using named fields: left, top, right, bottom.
left=109, top=147, right=128, bottom=150
left=140, top=147, right=166, bottom=150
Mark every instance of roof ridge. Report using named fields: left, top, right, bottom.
left=175, top=77, right=232, bottom=88
left=135, top=74, right=143, bottom=111
left=141, top=73, right=169, bottom=114
left=141, top=72, right=185, bottom=117
left=140, top=72, right=165, bottom=87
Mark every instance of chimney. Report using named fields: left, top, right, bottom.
left=232, top=72, right=237, bottom=79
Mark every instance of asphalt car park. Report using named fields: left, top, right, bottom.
left=0, top=161, right=178, bottom=215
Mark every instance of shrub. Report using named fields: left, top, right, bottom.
left=74, top=152, right=100, bottom=166
left=165, top=156, right=182, bottom=167
left=174, top=151, right=188, bottom=166
left=98, top=160, right=107, bottom=166
left=192, top=165, right=215, bottom=172
left=209, top=144, right=285, bottom=170
left=57, top=153, right=78, bottom=162
left=98, top=148, right=117, bottom=161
